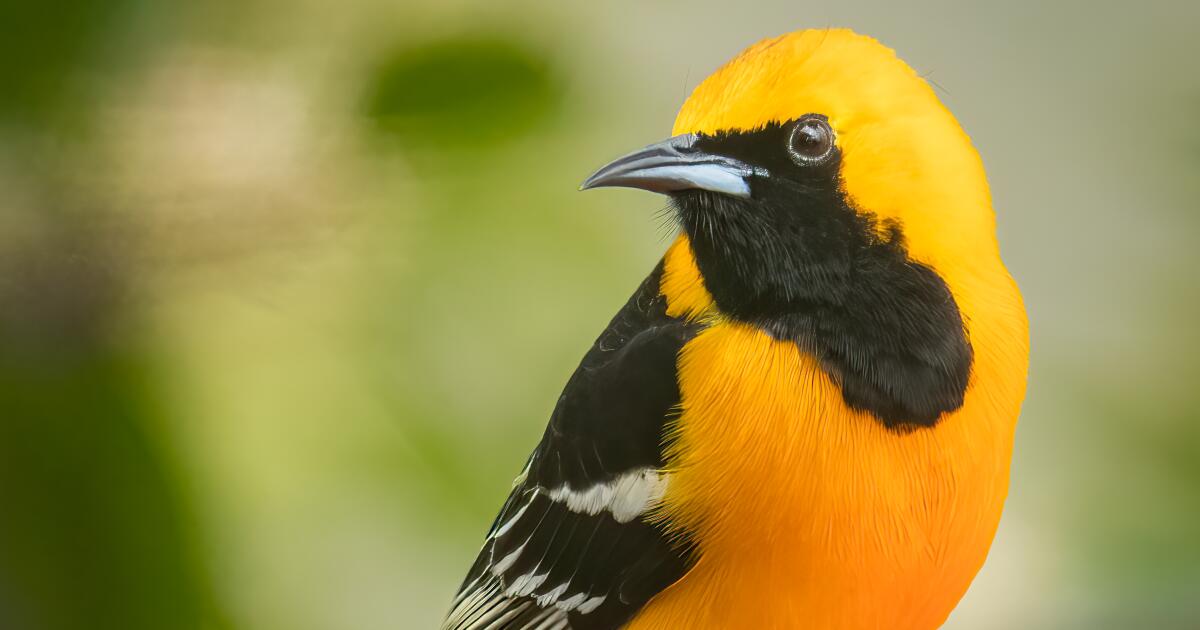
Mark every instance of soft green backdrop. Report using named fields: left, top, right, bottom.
left=1, top=1, right=1197, bottom=629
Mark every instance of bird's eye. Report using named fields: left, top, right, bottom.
left=787, top=118, right=835, bottom=165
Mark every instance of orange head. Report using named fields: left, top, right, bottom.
left=583, top=28, right=1025, bottom=430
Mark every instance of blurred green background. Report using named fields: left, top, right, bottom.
left=1, top=1, right=1197, bottom=629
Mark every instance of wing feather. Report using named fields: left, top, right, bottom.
left=443, top=263, right=701, bottom=630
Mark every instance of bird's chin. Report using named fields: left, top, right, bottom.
left=669, top=188, right=738, bottom=221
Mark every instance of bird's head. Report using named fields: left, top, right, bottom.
left=583, top=29, right=999, bottom=327
left=582, top=28, right=1027, bottom=428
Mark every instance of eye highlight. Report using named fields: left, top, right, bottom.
left=787, top=117, right=835, bottom=165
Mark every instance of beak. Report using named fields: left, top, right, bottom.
left=580, top=133, right=764, bottom=198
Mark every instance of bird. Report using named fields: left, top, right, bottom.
left=441, top=28, right=1029, bottom=630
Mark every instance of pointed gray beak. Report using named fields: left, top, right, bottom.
left=580, top=133, right=764, bottom=198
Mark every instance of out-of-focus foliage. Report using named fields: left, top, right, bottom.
left=0, top=0, right=127, bottom=120
left=0, top=2, right=1198, bottom=630
left=365, top=36, right=561, bottom=148
left=0, top=2, right=219, bottom=627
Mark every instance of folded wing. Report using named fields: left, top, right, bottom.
left=443, top=263, right=701, bottom=630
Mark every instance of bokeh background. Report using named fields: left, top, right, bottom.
left=2, top=1, right=1198, bottom=629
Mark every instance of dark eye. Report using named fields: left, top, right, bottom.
left=787, top=117, right=834, bottom=164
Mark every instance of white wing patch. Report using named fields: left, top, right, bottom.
left=577, top=595, right=606, bottom=614
left=506, top=571, right=547, bottom=597
left=493, top=545, right=524, bottom=575
left=449, top=468, right=666, bottom=628
left=442, top=578, right=569, bottom=630
left=544, top=468, right=669, bottom=523
left=487, top=468, right=668, bottom=543
left=552, top=592, right=607, bottom=613
left=492, top=498, right=533, bottom=539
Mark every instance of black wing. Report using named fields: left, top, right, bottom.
left=443, top=262, right=702, bottom=630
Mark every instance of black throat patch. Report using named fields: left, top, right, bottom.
left=673, top=121, right=973, bottom=430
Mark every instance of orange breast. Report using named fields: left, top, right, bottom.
left=626, top=238, right=1028, bottom=630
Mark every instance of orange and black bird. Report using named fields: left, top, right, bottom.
left=442, top=28, right=1029, bottom=630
